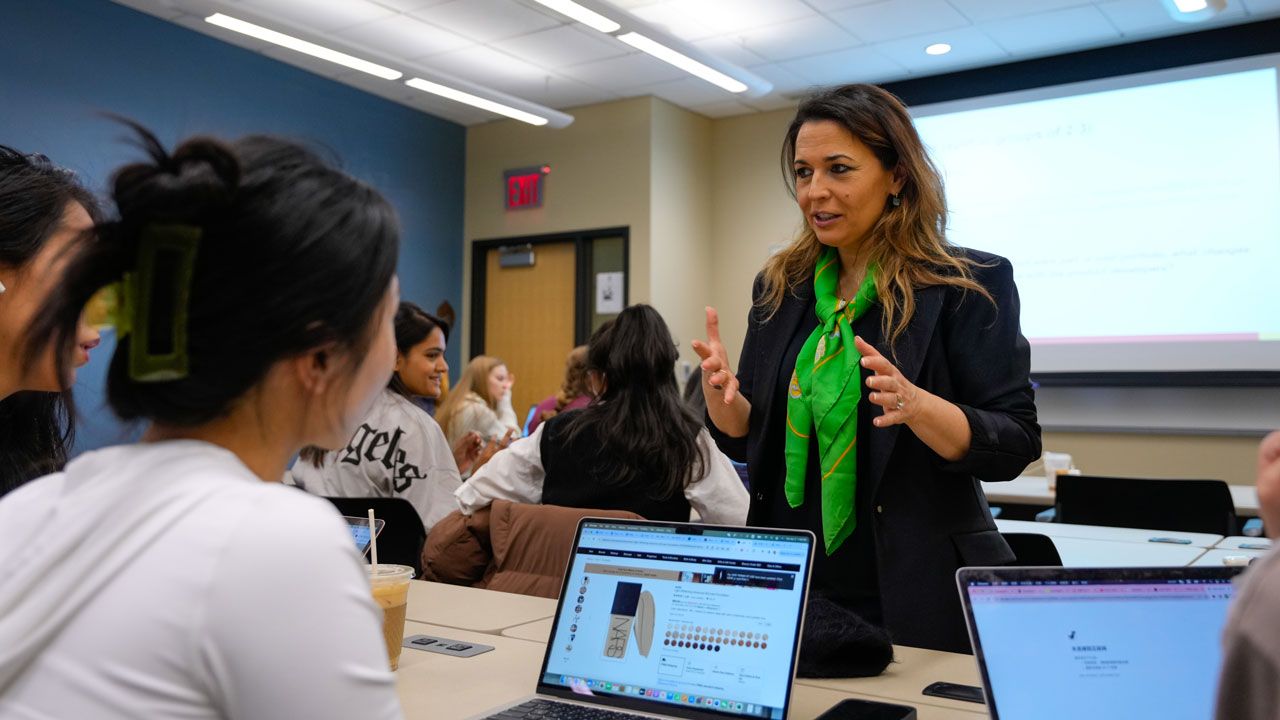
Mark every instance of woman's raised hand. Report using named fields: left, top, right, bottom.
left=691, top=306, right=738, bottom=405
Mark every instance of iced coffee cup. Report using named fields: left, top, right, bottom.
left=368, top=564, right=413, bottom=671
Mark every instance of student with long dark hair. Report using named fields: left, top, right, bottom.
left=0, top=126, right=403, bottom=718
left=0, top=146, right=103, bottom=496
left=291, top=301, right=484, bottom=532
left=455, top=304, right=747, bottom=524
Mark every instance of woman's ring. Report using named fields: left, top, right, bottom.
left=895, top=395, right=905, bottom=411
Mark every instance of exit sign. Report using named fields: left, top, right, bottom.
left=504, top=165, right=550, bottom=210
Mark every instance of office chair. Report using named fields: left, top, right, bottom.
left=1001, top=533, right=1063, bottom=566
left=1054, top=474, right=1237, bottom=536
left=325, top=496, right=426, bottom=576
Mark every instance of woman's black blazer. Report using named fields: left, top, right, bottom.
left=708, top=248, right=1041, bottom=653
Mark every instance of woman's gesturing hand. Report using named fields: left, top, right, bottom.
left=691, top=307, right=738, bottom=405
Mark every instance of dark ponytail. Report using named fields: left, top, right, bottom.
left=28, top=120, right=399, bottom=428
left=562, top=304, right=705, bottom=500
left=0, top=145, right=100, bottom=496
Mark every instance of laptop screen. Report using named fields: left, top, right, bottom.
left=540, top=520, right=814, bottom=720
left=959, top=567, right=1242, bottom=720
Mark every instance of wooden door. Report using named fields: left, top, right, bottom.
left=483, top=242, right=577, bottom=422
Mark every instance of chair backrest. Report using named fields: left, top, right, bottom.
left=325, top=496, right=426, bottom=576
left=1001, top=533, right=1063, bottom=567
left=1054, top=475, right=1237, bottom=536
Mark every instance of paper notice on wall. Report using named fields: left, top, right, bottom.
left=596, top=272, right=624, bottom=314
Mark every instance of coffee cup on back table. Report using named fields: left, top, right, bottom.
left=368, top=564, right=414, bottom=671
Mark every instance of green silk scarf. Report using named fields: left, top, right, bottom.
left=784, top=248, right=878, bottom=554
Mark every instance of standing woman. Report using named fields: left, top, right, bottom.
left=694, top=84, right=1040, bottom=653
left=0, top=147, right=103, bottom=496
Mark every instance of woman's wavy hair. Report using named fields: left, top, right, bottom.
left=435, top=354, right=505, bottom=439
left=0, top=145, right=100, bottom=496
left=560, top=305, right=705, bottom=501
left=762, top=84, right=991, bottom=347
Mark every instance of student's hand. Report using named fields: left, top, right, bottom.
left=472, top=429, right=517, bottom=474
left=691, top=306, right=739, bottom=405
left=856, top=336, right=923, bottom=427
left=1257, top=430, right=1280, bottom=539
left=452, top=431, right=484, bottom=475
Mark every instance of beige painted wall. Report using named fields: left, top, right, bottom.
left=464, top=96, right=1262, bottom=486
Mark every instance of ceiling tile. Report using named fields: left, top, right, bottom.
left=368, top=0, right=453, bottom=10
left=871, top=26, right=1009, bottom=74
left=608, top=0, right=663, bottom=8
left=419, top=44, right=554, bottom=90
left=777, top=45, right=908, bottom=86
left=333, top=15, right=473, bottom=60
left=691, top=36, right=769, bottom=67
left=1240, top=0, right=1280, bottom=14
left=730, top=14, right=864, bottom=62
left=227, top=0, right=396, bottom=33
left=670, top=0, right=816, bottom=36
left=513, top=75, right=618, bottom=108
left=743, top=94, right=800, bottom=111
left=497, top=25, right=629, bottom=69
left=801, top=0, right=892, bottom=12
left=635, top=76, right=734, bottom=105
left=980, top=5, right=1121, bottom=55
left=745, top=62, right=816, bottom=94
left=689, top=99, right=756, bottom=118
left=411, top=0, right=562, bottom=43
left=828, top=0, right=972, bottom=43
left=557, top=52, right=688, bottom=88
left=944, top=0, right=1092, bottom=23
left=628, top=1, right=719, bottom=40
left=1095, top=0, right=1248, bottom=36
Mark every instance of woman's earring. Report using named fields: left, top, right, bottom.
left=890, top=194, right=902, bottom=208
left=0, top=280, right=6, bottom=294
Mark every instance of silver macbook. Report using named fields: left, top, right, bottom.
left=957, top=565, right=1244, bottom=720
left=472, top=518, right=815, bottom=720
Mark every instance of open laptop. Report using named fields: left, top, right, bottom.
left=957, top=565, right=1244, bottom=720
left=472, top=518, right=815, bottom=720
left=343, top=515, right=385, bottom=558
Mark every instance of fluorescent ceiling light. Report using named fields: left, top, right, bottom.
left=206, top=13, right=401, bottom=80
left=1173, top=0, right=1209, bottom=11
left=1161, top=0, right=1225, bottom=21
left=405, top=78, right=548, bottom=126
left=530, top=0, right=621, bottom=33
left=925, top=43, right=951, bottom=56
left=617, top=32, right=747, bottom=93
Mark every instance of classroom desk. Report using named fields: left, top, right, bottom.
left=995, top=518, right=1222, bottom=548
left=1048, top=536, right=1208, bottom=566
left=982, top=475, right=1260, bottom=517
left=397, top=588, right=988, bottom=719
left=405, top=581, right=557, bottom=633
left=1216, top=536, right=1273, bottom=550
left=502, top=617, right=555, bottom=642
left=1192, top=548, right=1268, bottom=567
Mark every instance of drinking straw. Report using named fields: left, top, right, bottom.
left=368, top=508, right=379, bottom=567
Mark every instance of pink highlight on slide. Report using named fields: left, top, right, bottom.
left=1032, top=332, right=1260, bottom=345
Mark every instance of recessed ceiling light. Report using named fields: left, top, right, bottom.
left=617, top=32, right=748, bottom=93
left=1173, top=0, right=1209, bottom=11
left=405, top=78, right=549, bottom=126
left=205, top=14, right=402, bottom=80
left=1162, top=0, right=1226, bottom=21
left=530, top=0, right=621, bottom=33
left=925, top=43, right=952, bottom=56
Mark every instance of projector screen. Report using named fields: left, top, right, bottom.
left=911, top=55, right=1280, bottom=377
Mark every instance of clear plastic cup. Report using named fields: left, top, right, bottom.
left=1043, top=452, right=1072, bottom=492
left=368, top=564, right=414, bottom=670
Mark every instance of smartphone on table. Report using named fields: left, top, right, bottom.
left=814, top=698, right=917, bottom=720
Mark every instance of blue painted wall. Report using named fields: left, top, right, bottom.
left=0, top=0, right=466, bottom=452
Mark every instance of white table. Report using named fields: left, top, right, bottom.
left=996, top=518, right=1223, bottom=548
left=982, top=475, right=1260, bottom=517
left=1215, top=536, right=1272, bottom=550
left=1191, top=548, right=1267, bottom=567
left=1046, top=536, right=1208, bottom=567
left=406, top=581, right=557, bottom=633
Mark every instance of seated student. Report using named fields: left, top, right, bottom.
left=436, top=354, right=519, bottom=447
left=1216, top=430, right=1280, bottom=719
left=0, top=146, right=103, bottom=496
left=455, top=304, right=749, bottom=525
left=291, top=302, right=486, bottom=532
left=0, top=127, right=402, bottom=719
left=528, top=345, right=591, bottom=434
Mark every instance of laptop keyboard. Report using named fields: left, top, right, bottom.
left=486, top=698, right=644, bottom=720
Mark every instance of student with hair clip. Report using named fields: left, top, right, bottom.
left=455, top=304, right=748, bottom=525
left=0, top=125, right=403, bottom=718
left=291, top=301, right=490, bottom=532
left=0, top=146, right=103, bottom=496
left=528, top=345, right=591, bottom=434
left=435, top=354, right=519, bottom=448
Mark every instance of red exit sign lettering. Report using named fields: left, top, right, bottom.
left=504, top=165, right=550, bottom=210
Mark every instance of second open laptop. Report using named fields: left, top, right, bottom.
left=471, top=518, right=816, bottom=720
